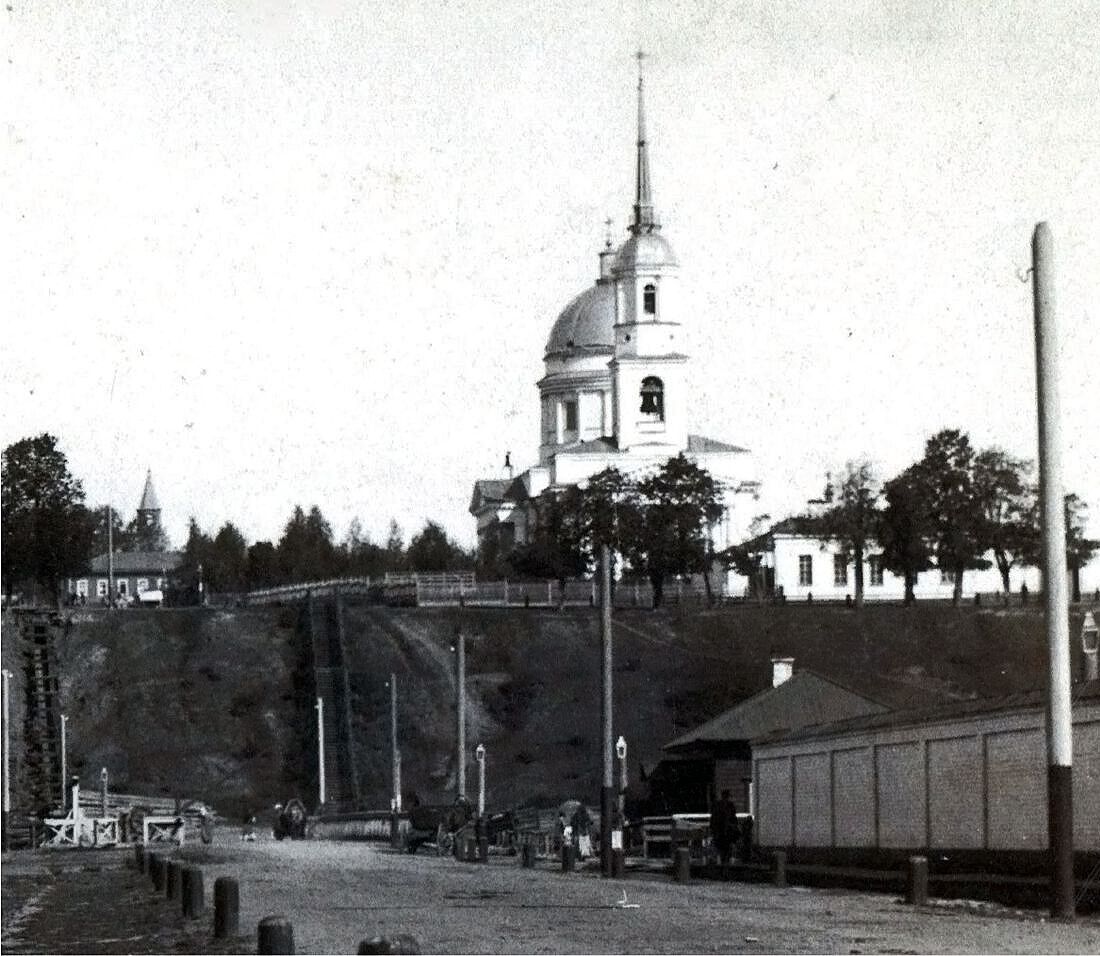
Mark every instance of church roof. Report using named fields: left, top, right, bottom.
left=686, top=434, right=749, bottom=454
left=545, top=281, right=616, bottom=357
left=88, top=551, right=184, bottom=574
left=138, top=470, right=160, bottom=512
left=469, top=479, right=510, bottom=514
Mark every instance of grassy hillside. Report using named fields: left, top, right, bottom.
left=4, top=601, right=1093, bottom=817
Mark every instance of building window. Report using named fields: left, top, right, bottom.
left=798, top=555, right=813, bottom=587
left=833, top=555, right=848, bottom=586
left=96, top=579, right=108, bottom=597
left=564, top=400, right=578, bottom=432
left=868, top=556, right=884, bottom=586
left=76, top=579, right=89, bottom=598
left=117, top=580, right=129, bottom=596
left=643, top=282, right=657, bottom=315
left=639, top=376, right=664, bottom=420
left=137, top=578, right=149, bottom=593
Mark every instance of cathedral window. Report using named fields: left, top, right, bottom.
left=564, top=400, right=578, bottom=432
left=639, top=376, right=664, bottom=420
left=643, top=283, right=657, bottom=315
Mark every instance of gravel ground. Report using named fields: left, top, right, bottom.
left=3, top=832, right=1098, bottom=954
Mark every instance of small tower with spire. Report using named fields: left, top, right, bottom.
left=134, top=469, right=169, bottom=552
left=610, top=51, right=688, bottom=454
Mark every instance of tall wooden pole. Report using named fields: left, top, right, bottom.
left=455, top=629, right=466, bottom=801
left=1, top=669, right=11, bottom=852
left=390, top=674, right=401, bottom=813
left=1032, top=221, right=1074, bottom=920
left=60, top=714, right=68, bottom=810
left=599, top=543, right=613, bottom=876
left=107, top=506, right=115, bottom=606
left=315, top=697, right=326, bottom=809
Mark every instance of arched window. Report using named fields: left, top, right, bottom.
left=643, top=283, right=657, bottom=315
left=640, top=376, right=664, bottom=420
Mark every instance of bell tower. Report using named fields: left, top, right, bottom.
left=610, top=52, right=688, bottom=453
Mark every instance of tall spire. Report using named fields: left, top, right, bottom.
left=631, top=49, right=659, bottom=235
left=138, top=469, right=160, bottom=513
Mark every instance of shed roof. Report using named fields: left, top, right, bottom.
left=663, top=669, right=888, bottom=753
left=88, top=551, right=184, bottom=574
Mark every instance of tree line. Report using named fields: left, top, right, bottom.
left=1, top=433, right=473, bottom=603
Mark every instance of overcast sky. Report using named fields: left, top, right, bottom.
left=4, top=0, right=1098, bottom=551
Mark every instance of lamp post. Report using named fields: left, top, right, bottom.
left=60, top=714, right=68, bottom=811
left=615, top=735, right=627, bottom=823
left=100, top=767, right=108, bottom=818
left=2, top=669, right=11, bottom=852
left=475, top=744, right=486, bottom=816
left=315, top=697, right=326, bottom=809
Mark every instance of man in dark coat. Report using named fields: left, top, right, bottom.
left=711, top=789, right=738, bottom=868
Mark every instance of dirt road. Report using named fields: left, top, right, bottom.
left=173, top=831, right=1099, bottom=954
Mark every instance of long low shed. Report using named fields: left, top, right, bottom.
left=751, top=680, right=1100, bottom=853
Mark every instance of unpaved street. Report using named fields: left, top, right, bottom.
left=178, top=831, right=1099, bottom=954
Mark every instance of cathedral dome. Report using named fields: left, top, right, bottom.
left=614, top=231, right=679, bottom=272
left=544, top=281, right=616, bottom=357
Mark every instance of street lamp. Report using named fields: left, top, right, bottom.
left=475, top=744, right=486, bottom=817
left=100, top=766, right=108, bottom=818
left=615, top=735, right=627, bottom=823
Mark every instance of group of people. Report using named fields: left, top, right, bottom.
left=558, top=803, right=594, bottom=859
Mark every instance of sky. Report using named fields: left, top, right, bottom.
left=4, top=0, right=1098, bottom=551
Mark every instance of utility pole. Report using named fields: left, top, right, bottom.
left=600, top=543, right=614, bottom=877
left=315, top=697, right=326, bottom=809
left=475, top=744, right=486, bottom=816
left=60, top=714, right=68, bottom=811
left=2, top=669, right=11, bottom=852
left=1032, top=221, right=1074, bottom=921
left=390, top=674, right=401, bottom=812
left=454, top=628, right=466, bottom=801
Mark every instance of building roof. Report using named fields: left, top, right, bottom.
left=686, top=434, right=749, bottom=455
left=88, top=551, right=184, bottom=574
left=753, top=678, right=1100, bottom=747
left=545, top=280, right=616, bottom=357
left=469, top=479, right=511, bottom=515
left=137, top=470, right=160, bottom=512
left=663, top=669, right=889, bottom=753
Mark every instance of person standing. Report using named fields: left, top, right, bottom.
left=711, top=789, right=738, bottom=869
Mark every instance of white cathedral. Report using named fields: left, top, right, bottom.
left=470, top=62, right=761, bottom=578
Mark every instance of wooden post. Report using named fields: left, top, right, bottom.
left=182, top=865, right=204, bottom=917
left=213, top=876, right=240, bottom=939
left=906, top=855, right=929, bottom=906
left=166, top=860, right=182, bottom=900
left=455, top=629, right=466, bottom=801
left=522, top=840, right=536, bottom=868
left=673, top=846, right=691, bottom=883
left=258, top=916, right=295, bottom=955
left=772, top=850, right=787, bottom=887
left=561, top=843, right=574, bottom=872
left=600, top=544, right=614, bottom=878
left=1032, top=221, right=1075, bottom=921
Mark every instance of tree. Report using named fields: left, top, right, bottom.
left=972, top=448, right=1038, bottom=593
left=340, top=519, right=387, bottom=579
left=878, top=466, right=935, bottom=605
left=89, top=504, right=135, bottom=558
left=2, top=434, right=95, bottom=603
left=818, top=460, right=880, bottom=607
left=384, top=519, right=406, bottom=572
left=1063, top=494, right=1099, bottom=603
left=509, top=485, right=589, bottom=587
left=910, top=429, right=990, bottom=604
left=277, top=505, right=336, bottom=582
left=406, top=520, right=469, bottom=573
left=619, top=455, right=724, bottom=608
left=181, top=517, right=214, bottom=603
left=247, top=540, right=279, bottom=589
left=210, top=522, right=249, bottom=592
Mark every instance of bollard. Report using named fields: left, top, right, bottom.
left=390, top=812, right=402, bottom=850
left=133, top=843, right=144, bottom=870
left=521, top=841, right=536, bottom=868
left=151, top=854, right=166, bottom=892
left=673, top=847, right=691, bottom=883
left=182, top=865, right=204, bottom=918
left=358, top=935, right=421, bottom=954
left=477, top=835, right=489, bottom=864
left=166, top=859, right=182, bottom=900
left=611, top=848, right=625, bottom=878
left=906, top=855, right=929, bottom=906
left=213, top=876, right=240, bottom=939
left=560, top=844, right=574, bottom=873
left=772, top=850, right=787, bottom=888
left=258, top=915, right=295, bottom=955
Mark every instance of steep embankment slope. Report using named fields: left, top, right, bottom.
left=4, top=602, right=1090, bottom=816
left=340, top=603, right=1093, bottom=811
